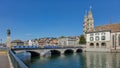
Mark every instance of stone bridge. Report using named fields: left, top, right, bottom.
left=13, top=47, right=85, bottom=57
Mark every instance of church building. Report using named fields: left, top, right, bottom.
left=84, top=7, right=120, bottom=52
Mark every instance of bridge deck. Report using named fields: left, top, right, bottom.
left=0, top=51, right=10, bottom=68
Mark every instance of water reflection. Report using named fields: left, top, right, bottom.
left=85, top=52, right=120, bottom=68
left=30, top=52, right=120, bottom=68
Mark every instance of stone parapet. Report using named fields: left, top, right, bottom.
left=85, top=48, right=111, bottom=52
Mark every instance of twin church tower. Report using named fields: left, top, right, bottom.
left=83, top=7, right=94, bottom=35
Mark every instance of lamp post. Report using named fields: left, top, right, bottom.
left=0, top=39, right=2, bottom=46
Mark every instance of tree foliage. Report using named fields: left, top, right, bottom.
left=60, top=36, right=65, bottom=38
left=79, top=35, right=86, bottom=44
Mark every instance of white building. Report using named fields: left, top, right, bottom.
left=83, top=7, right=120, bottom=52
left=58, top=37, right=79, bottom=46
left=28, top=40, right=33, bottom=46
left=86, top=30, right=111, bottom=48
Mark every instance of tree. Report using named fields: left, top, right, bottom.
left=79, top=35, right=86, bottom=44
left=60, top=36, right=65, bottom=38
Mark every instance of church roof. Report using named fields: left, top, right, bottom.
left=95, top=23, right=120, bottom=32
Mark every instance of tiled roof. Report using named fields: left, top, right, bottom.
left=95, top=23, right=120, bottom=32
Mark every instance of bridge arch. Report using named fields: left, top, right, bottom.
left=64, top=49, right=74, bottom=54
left=50, top=50, right=61, bottom=56
left=76, top=49, right=82, bottom=53
left=27, top=51, right=40, bottom=58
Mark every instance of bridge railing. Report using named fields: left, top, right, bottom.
left=8, top=49, right=28, bottom=68
left=59, top=45, right=85, bottom=48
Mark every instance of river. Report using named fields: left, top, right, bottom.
left=29, top=52, right=120, bottom=68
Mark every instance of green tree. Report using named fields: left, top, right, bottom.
left=60, top=36, right=65, bottom=38
left=79, top=35, right=86, bottom=44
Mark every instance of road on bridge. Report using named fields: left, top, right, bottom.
left=0, top=50, right=10, bottom=68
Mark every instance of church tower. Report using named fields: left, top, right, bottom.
left=83, top=11, right=88, bottom=35
left=87, top=6, right=94, bottom=32
left=83, top=6, right=94, bottom=35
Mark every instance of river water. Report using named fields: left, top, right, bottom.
left=29, top=52, right=120, bottom=68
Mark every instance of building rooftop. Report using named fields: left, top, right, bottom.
left=95, top=23, right=120, bottom=32
left=11, top=40, right=24, bottom=43
left=86, top=30, right=111, bottom=34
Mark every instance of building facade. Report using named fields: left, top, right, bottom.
left=86, top=30, right=111, bottom=48
left=84, top=7, right=120, bottom=51
left=58, top=36, right=79, bottom=46
left=11, top=40, right=24, bottom=46
left=111, top=32, right=120, bottom=49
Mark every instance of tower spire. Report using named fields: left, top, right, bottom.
left=90, top=5, right=92, bottom=11
left=88, top=5, right=92, bottom=14
left=84, top=10, right=87, bottom=18
left=85, top=10, right=87, bottom=15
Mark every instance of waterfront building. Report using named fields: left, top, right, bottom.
left=34, top=39, right=39, bottom=45
left=96, top=23, right=120, bottom=49
left=11, top=40, right=24, bottom=46
left=23, top=39, right=39, bottom=46
left=86, top=23, right=120, bottom=51
left=37, top=38, right=58, bottom=46
left=23, top=38, right=58, bottom=46
left=84, top=7, right=120, bottom=51
left=58, top=36, right=79, bottom=46
left=49, top=38, right=58, bottom=45
left=23, top=41, right=28, bottom=46
left=38, top=38, right=50, bottom=46
left=28, top=40, right=34, bottom=46
left=86, top=30, right=111, bottom=48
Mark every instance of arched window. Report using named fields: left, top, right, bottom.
left=101, top=43, right=106, bottom=48
left=96, top=43, right=99, bottom=48
left=90, top=43, right=94, bottom=48
left=112, top=35, right=114, bottom=47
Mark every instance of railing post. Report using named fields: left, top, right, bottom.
left=8, top=49, right=28, bottom=68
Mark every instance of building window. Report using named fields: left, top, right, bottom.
left=90, top=43, right=94, bottom=48
left=101, top=42, right=106, bottom=48
left=95, top=36, right=99, bottom=41
left=101, top=33, right=103, bottom=35
left=90, top=37, right=94, bottom=41
left=95, top=33, right=99, bottom=35
left=90, top=33, right=94, bottom=36
left=96, top=43, right=99, bottom=48
left=101, top=36, right=105, bottom=40
left=101, top=32, right=105, bottom=35
left=118, top=35, right=120, bottom=46
left=113, top=35, right=114, bottom=47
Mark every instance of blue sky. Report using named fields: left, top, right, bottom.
left=0, top=0, right=120, bottom=42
